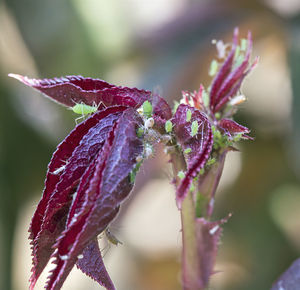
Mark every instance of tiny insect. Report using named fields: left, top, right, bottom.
left=184, top=148, right=192, bottom=154
left=144, top=143, right=154, bottom=158
left=71, top=102, right=102, bottom=124
left=136, top=155, right=143, bottom=163
left=209, top=59, right=218, bottom=76
left=144, top=117, right=154, bottom=130
left=51, top=159, right=69, bottom=175
left=177, top=171, right=185, bottom=179
left=186, top=109, right=192, bottom=122
left=142, top=100, right=153, bottom=118
left=165, top=120, right=173, bottom=133
left=191, top=120, right=199, bottom=137
left=229, top=94, right=246, bottom=106
left=52, top=164, right=66, bottom=175
left=105, top=228, right=123, bottom=246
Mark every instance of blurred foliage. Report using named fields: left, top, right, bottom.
left=1, top=0, right=300, bottom=289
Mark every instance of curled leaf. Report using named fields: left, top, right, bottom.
left=172, top=104, right=213, bottom=207
left=209, top=28, right=257, bottom=113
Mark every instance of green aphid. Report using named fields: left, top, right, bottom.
left=186, top=109, right=192, bottom=122
left=234, top=54, right=244, bottom=68
left=191, top=121, right=199, bottom=137
left=184, top=148, right=192, bottom=154
left=240, top=38, right=247, bottom=51
left=173, top=101, right=180, bottom=114
left=206, top=158, right=216, bottom=166
left=234, top=45, right=241, bottom=60
left=129, top=161, right=142, bottom=183
left=215, top=112, right=221, bottom=120
left=199, top=168, right=205, bottom=175
left=177, top=171, right=185, bottom=179
left=212, top=127, right=222, bottom=140
left=211, top=125, right=216, bottom=133
left=136, top=127, right=144, bottom=138
left=165, top=120, right=173, bottom=133
left=202, top=90, right=209, bottom=108
left=209, top=59, right=218, bottom=76
left=72, top=103, right=98, bottom=115
left=142, top=100, right=152, bottom=118
left=189, top=182, right=195, bottom=192
left=233, top=133, right=243, bottom=142
left=105, top=228, right=123, bottom=246
left=213, top=143, right=220, bottom=150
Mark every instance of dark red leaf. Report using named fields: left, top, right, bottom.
left=29, top=106, right=126, bottom=288
left=213, top=31, right=252, bottom=111
left=209, top=28, right=238, bottom=111
left=214, top=55, right=258, bottom=113
left=152, top=93, right=172, bottom=121
left=44, top=108, right=143, bottom=289
left=219, top=118, right=250, bottom=135
left=209, top=29, right=257, bottom=113
left=151, top=93, right=172, bottom=133
left=76, top=239, right=115, bottom=290
left=172, top=104, right=213, bottom=207
left=8, top=74, right=151, bottom=108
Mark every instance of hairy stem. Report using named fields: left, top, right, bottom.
left=171, top=148, right=228, bottom=289
left=181, top=191, right=203, bottom=290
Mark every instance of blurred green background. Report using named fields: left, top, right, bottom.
left=1, top=0, right=300, bottom=289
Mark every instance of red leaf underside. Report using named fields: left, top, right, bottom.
left=9, top=74, right=151, bottom=108
left=29, top=107, right=127, bottom=287
left=43, top=109, right=143, bottom=289
left=76, top=239, right=115, bottom=290
left=30, top=106, right=127, bottom=241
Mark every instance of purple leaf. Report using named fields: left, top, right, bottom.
left=271, top=258, right=300, bottom=290
left=8, top=74, right=151, bottom=108
left=172, top=104, right=213, bottom=207
left=29, top=106, right=127, bottom=288
left=44, top=108, right=143, bottom=289
left=76, top=239, right=115, bottom=290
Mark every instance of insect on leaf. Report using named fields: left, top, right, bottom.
left=72, top=103, right=98, bottom=115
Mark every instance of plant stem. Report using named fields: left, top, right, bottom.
left=171, top=148, right=228, bottom=289
left=170, top=149, right=203, bottom=289
left=181, top=191, right=203, bottom=290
